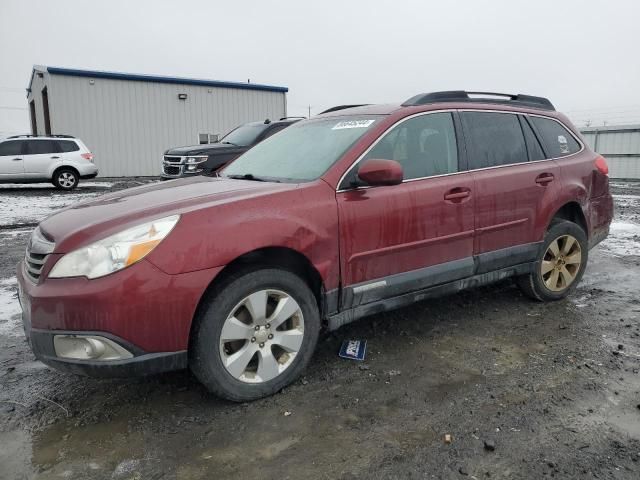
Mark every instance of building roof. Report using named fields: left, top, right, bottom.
left=28, top=65, right=288, bottom=94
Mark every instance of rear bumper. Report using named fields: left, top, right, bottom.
left=29, top=328, right=187, bottom=377
left=75, top=163, right=99, bottom=177
left=588, top=224, right=610, bottom=250
left=588, top=192, right=614, bottom=250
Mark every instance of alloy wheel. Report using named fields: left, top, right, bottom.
left=219, top=289, right=304, bottom=383
left=541, top=234, right=582, bottom=292
left=58, top=172, right=76, bottom=188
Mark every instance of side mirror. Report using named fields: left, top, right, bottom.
left=357, top=159, right=403, bottom=186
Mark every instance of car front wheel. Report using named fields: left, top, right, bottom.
left=190, top=268, right=320, bottom=401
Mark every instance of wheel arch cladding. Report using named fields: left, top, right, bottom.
left=550, top=201, right=589, bottom=236
left=52, top=164, right=79, bottom=180
left=188, top=246, right=325, bottom=349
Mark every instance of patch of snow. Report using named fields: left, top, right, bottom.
left=0, top=191, right=104, bottom=226
left=0, top=277, right=22, bottom=337
left=0, top=181, right=113, bottom=190
left=0, top=229, right=32, bottom=238
left=597, top=221, right=640, bottom=257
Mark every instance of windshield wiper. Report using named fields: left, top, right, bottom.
left=225, top=173, right=279, bottom=182
left=221, top=141, right=240, bottom=146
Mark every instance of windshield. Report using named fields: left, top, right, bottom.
left=221, top=123, right=269, bottom=147
left=222, top=116, right=380, bottom=181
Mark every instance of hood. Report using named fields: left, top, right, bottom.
left=165, top=143, right=245, bottom=156
left=39, top=176, right=298, bottom=253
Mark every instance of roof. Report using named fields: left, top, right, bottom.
left=28, top=65, right=288, bottom=94
left=318, top=104, right=402, bottom=116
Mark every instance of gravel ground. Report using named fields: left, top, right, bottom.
left=0, top=179, right=639, bottom=480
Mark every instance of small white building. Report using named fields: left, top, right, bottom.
left=580, top=124, right=640, bottom=179
left=26, top=66, right=288, bottom=177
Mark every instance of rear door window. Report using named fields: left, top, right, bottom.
left=26, top=140, right=63, bottom=155
left=0, top=140, right=25, bottom=156
left=520, top=116, right=546, bottom=161
left=461, top=112, right=528, bottom=169
left=529, top=116, right=581, bottom=158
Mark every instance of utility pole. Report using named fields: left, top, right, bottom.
left=308, top=105, right=311, bottom=118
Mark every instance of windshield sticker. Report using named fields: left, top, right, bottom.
left=332, top=119, right=375, bottom=130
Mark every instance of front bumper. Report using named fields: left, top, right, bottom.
left=17, top=258, right=223, bottom=377
left=161, top=164, right=204, bottom=179
left=28, top=328, right=187, bottom=377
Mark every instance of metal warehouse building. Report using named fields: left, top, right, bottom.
left=27, top=66, right=288, bottom=177
left=580, top=124, right=640, bottom=179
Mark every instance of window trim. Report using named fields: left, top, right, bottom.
left=336, top=109, right=585, bottom=192
left=454, top=110, right=585, bottom=174
left=337, top=109, right=465, bottom=192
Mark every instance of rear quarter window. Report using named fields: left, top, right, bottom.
left=530, top=117, right=581, bottom=158
left=58, top=140, right=80, bottom=152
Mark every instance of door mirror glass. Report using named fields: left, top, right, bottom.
left=357, top=159, right=403, bottom=186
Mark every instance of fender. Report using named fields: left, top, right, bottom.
left=147, top=180, right=342, bottom=291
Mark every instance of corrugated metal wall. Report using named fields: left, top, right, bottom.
left=28, top=71, right=286, bottom=177
left=580, top=125, right=640, bottom=179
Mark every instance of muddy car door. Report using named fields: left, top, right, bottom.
left=337, top=111, right=475, bottom=308
left=460, top=111, right=562, bottom=273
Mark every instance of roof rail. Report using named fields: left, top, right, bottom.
left=319, top=104, right=370, bottom=114
left=6, top=134, right=76, bottom=139
left=402, top=91, right=555, bottom=111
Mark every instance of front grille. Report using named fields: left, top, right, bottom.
left=24, top=227, right=55, bottom=284
left=163, top=155, right=183, bottom=164
left=163, top=164, right=182, bottom=176
left=24, top=251, right=47, bottom=283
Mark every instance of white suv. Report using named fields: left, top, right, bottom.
left=0, top=135, right=98, bottom=190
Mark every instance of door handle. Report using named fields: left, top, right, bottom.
left=535, top=173, right=554, bottom=185
left=444, top=188, right=471, bottom=202
left=51, top=156, right=60, bottom=159
left=12, top=158, right=22, bottom=161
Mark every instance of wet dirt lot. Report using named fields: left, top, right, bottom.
left=1, top=180, right=639, bottom=480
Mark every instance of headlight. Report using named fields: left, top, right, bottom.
left=186, top=156, right=207, bottom=164
left=48, top=215, right=180, bottom=279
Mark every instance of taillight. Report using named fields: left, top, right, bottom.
left=595, top=155, right=608, bottom=175
left=81, top=153, right=94, bottom=162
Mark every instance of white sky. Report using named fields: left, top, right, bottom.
left=1, top=0, right=640, bottom=136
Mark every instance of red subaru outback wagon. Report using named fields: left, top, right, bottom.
left=18, top=91, right=613, bottom=401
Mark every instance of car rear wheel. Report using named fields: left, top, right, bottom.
left=517, top=220, right=588, bottom=301
left=190, top=268, right=320, bottom=401
left=53, top=169, right=79, bottom=190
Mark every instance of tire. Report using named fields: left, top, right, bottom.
left=53, top=168, right=79, bottom=190
left=190, top=268, right=320, bottom=402
left=517, top=220, right=588, bottom=301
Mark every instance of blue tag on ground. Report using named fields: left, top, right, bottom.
left=339, top=339, right=367, bottom=361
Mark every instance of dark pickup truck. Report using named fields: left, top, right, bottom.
left=161, top=118, right=302, bottom=179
